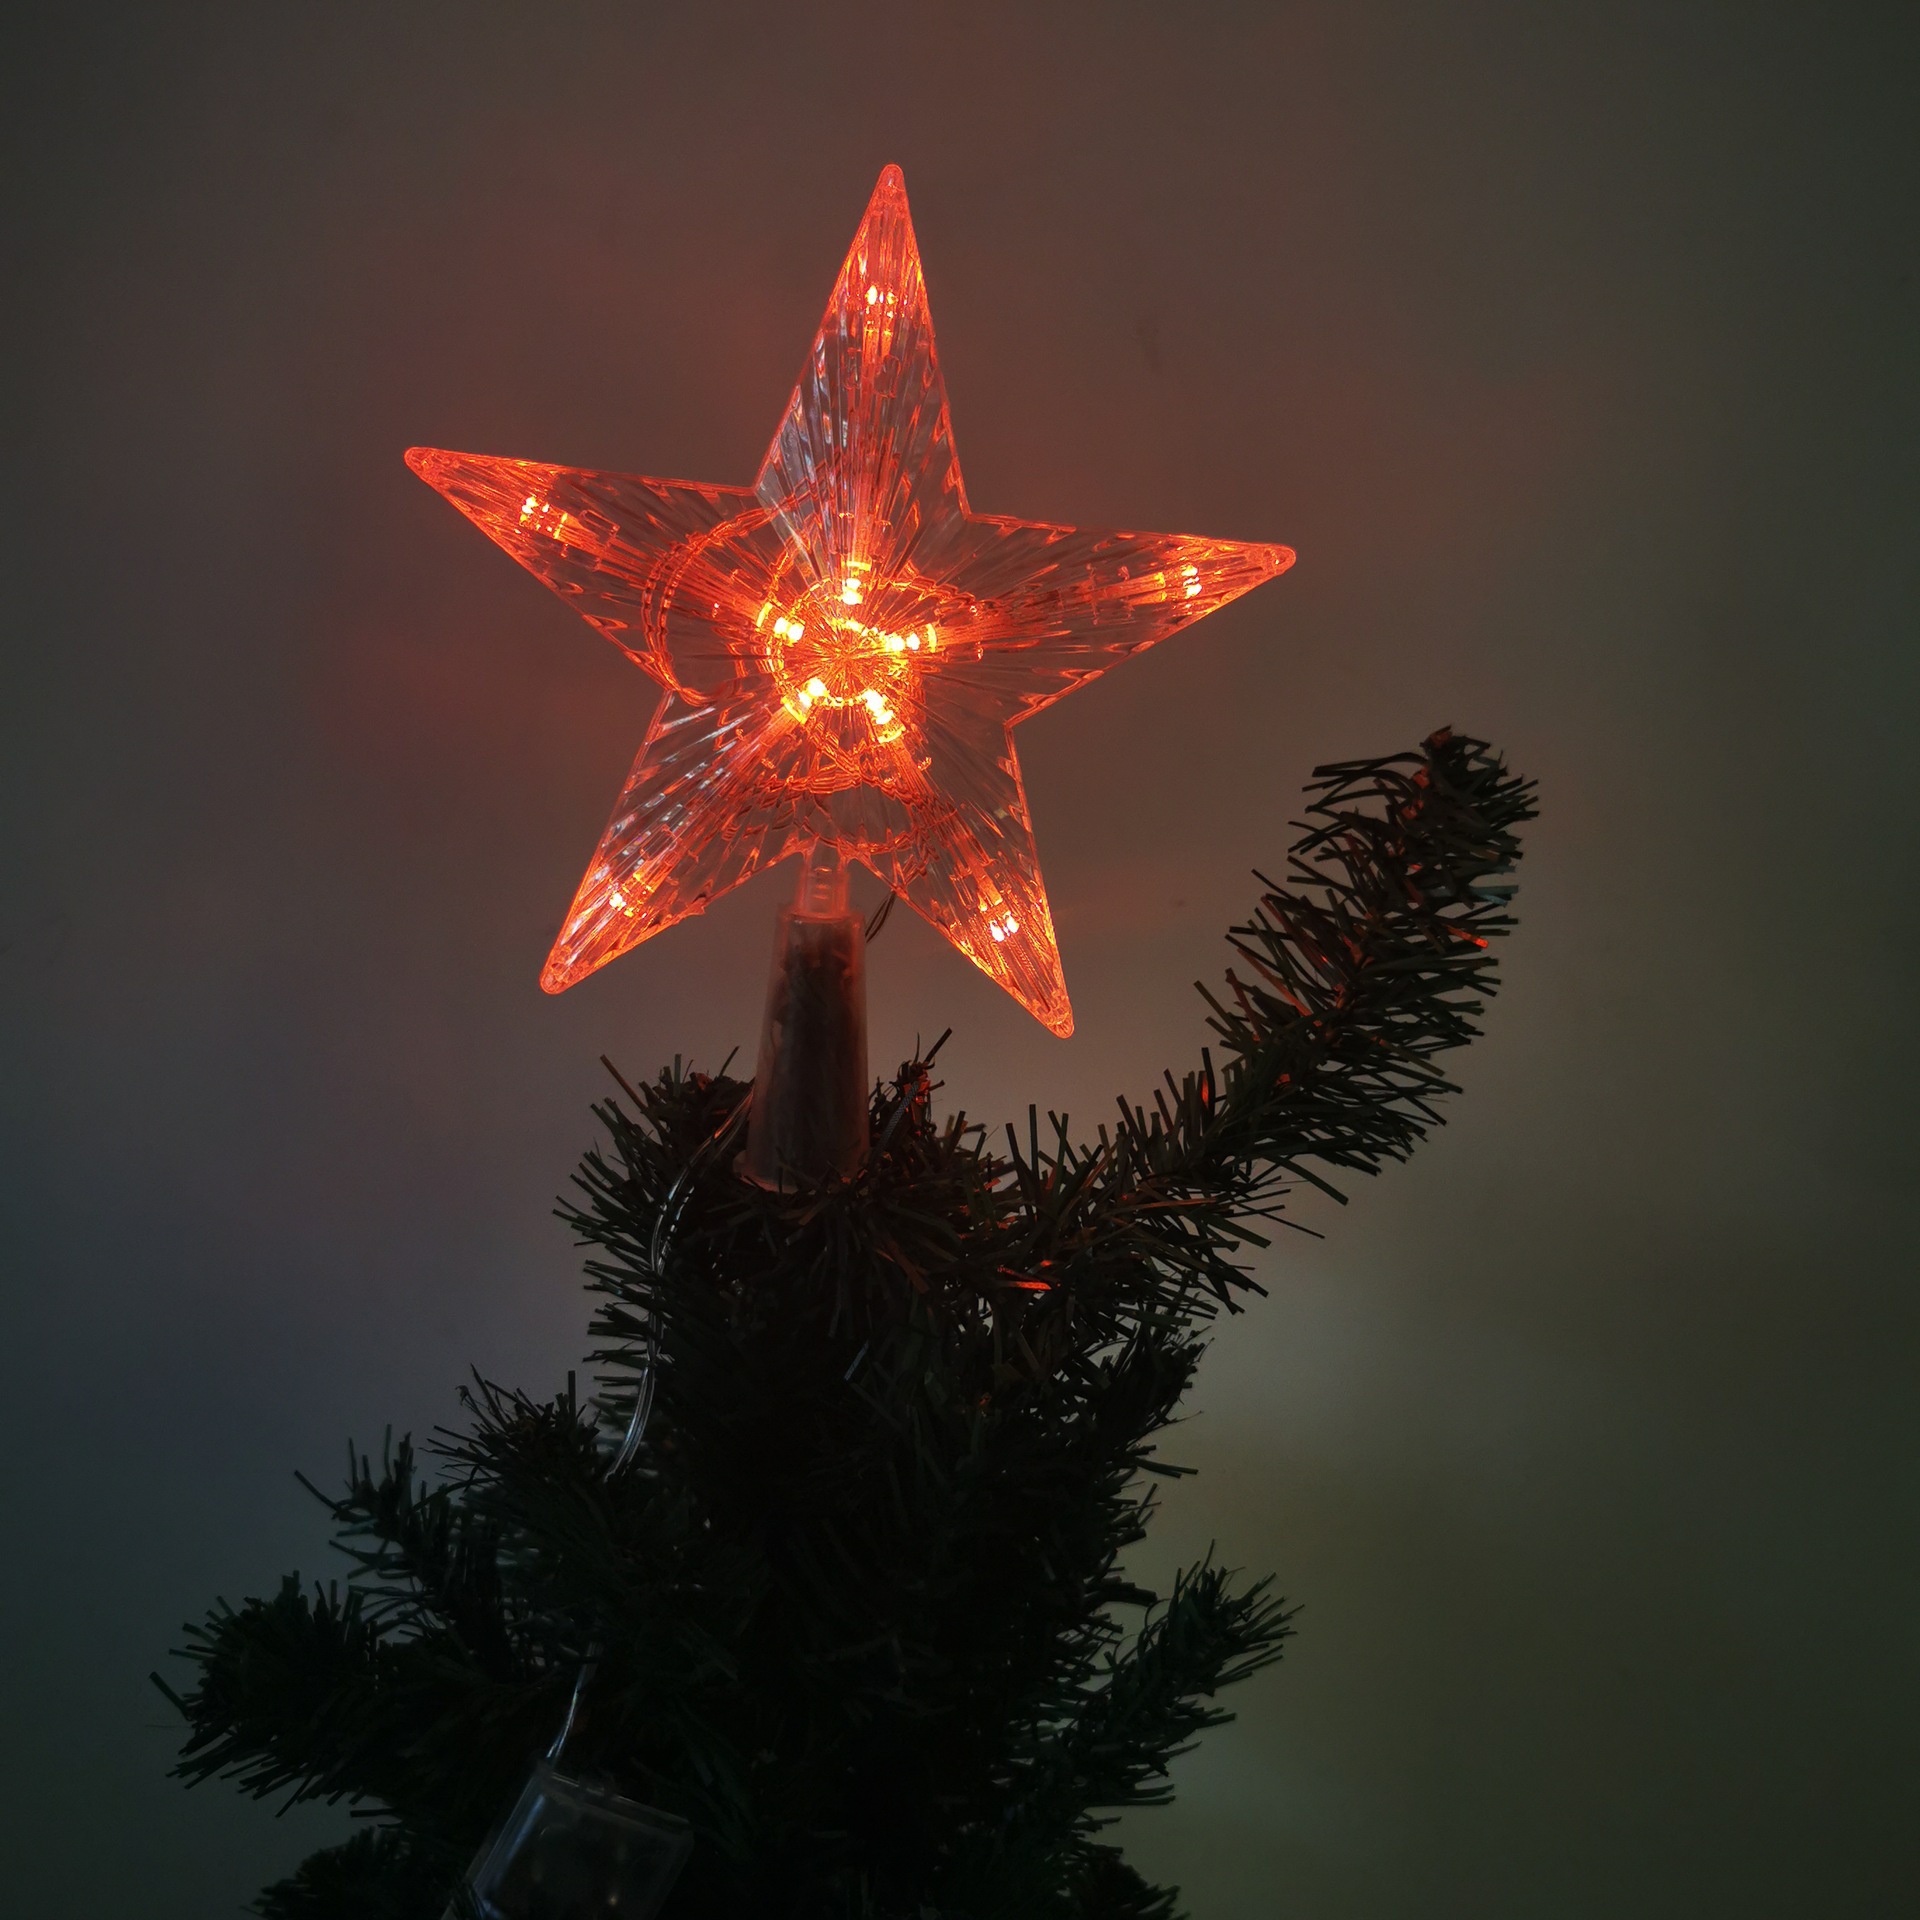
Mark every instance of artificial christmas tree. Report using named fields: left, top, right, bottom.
left=158, top=728, right=1532, bottom=1918
left=157, top=168, right=1535, bottom=1918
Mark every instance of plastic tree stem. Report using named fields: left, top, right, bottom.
left=740, top=850, right=869, bottom=1188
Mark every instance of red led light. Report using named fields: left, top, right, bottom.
left=409, top=166, right=1292, bottom=1034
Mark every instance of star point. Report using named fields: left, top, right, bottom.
left=410, top=166, right=1293, bottom=1031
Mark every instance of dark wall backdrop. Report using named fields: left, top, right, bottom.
left=3, top=4, right=1915, bottom=1915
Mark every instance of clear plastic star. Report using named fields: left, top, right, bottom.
left=409, top=166, right=1292, bottom=1034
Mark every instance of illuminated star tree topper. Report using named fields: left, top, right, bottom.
left=409, top=165, right=1293, bottom=1035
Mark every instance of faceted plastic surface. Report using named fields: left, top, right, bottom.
left=409, top=165, right=1293, bottom=1034
left=455, top=1764, right=692, bottom=1919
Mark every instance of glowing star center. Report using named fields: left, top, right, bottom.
left=759, top=579, right=941, bottom=765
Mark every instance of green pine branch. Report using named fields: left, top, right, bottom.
left=156, top=728, right=1533, bottom=1920
left=249, top=1825, right=464, bottom=1920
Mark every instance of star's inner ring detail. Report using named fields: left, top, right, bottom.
left=758, top=565, right=941, bottom=790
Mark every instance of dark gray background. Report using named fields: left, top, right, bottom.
left=4, top=4, right=1915, bottom=1914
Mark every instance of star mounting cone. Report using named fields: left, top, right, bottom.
left=408, top=165, right=1293, bottom=1035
